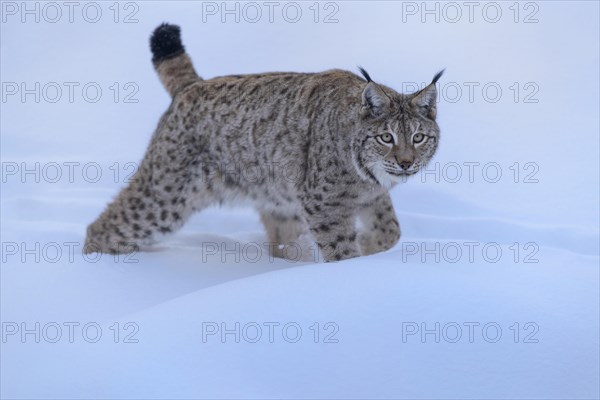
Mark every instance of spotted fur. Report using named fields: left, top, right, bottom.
left=84, top=23, right=443, bottom=262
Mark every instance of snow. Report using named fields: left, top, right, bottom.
left=1, top=2, right=599, bottom=399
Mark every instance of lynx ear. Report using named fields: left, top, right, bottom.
left=411, top=84, right=437, bottom=118
left=362, top=82, right=390, bottom=117
left=411, top=70, right=444, bottom=119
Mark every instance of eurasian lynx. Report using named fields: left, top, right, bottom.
left=85, top=23, right=443, bottom=262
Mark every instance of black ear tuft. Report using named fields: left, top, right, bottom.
left=150, top=23, right=184, bottom=63
left=358, top=66, right=372, bottom=83
left=431, top=69, right=445, bottom=84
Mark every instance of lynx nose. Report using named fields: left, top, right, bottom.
left=395, top=152, right=414, bottom=170
left=399, top=161, right=412, bottom=170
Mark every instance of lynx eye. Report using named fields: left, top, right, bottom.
left=413, top=133, right=425, bottom=144
left=378, top=133, right=394, bottom=144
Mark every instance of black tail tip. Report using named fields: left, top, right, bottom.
left=150, top=23, right=184, bottom=63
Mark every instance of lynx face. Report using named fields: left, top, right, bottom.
left=355, top=76, right=441, bottom=188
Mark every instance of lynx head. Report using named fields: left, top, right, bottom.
left=353, top=68, right=443, bottom=188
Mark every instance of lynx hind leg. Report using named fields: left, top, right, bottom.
left=259, top=211, right=315, bottom=262
left=358, top=193, right=400, bottom=256
left=84, top=128, right=215, bottom=254
left=84, top=167, right=208, bottom=254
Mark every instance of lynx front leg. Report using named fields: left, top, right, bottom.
left=302, top=202, right=361, bottom=262
left=358, top=193, right=400, bottom=256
